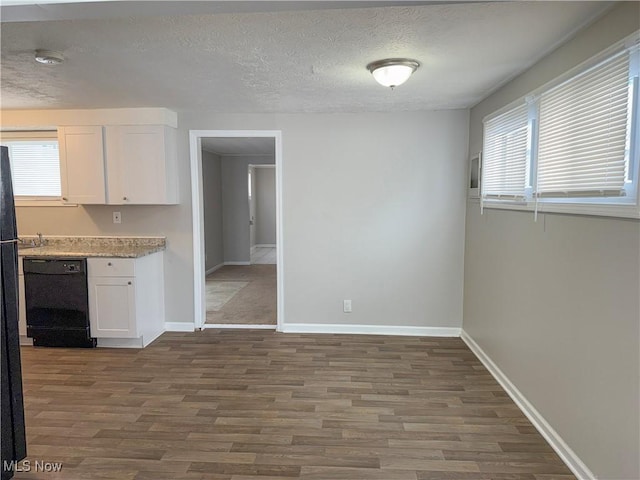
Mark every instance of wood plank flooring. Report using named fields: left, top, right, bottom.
left=12, top=330, right=574, bottom=480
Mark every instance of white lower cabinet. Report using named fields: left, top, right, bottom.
left=88, top=253, right=164, bottom=348
left=89, top=277, right=136, bottom=338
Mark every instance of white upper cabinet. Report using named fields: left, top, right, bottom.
left=58, top=126, right=107, bottom=204
left=58, top=124, right=178, bottom=205
left=105, top=125, right=178, bottom=205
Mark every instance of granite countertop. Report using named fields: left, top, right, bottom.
left=17, top=236, right=166, bottom=258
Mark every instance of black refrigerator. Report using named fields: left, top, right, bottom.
left=0, top=145, right=27, bottom=480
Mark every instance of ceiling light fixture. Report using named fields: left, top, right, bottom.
left=367, top=58, right=419, bottom=89
left=34, top=50, right=64, bottom=65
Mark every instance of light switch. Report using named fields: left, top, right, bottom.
left=113, top=212, right=122, bottom=224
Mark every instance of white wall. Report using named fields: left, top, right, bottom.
left=279, top=112, right=468, bottom=328
left=255, top=167, right=276, bottom=245
left=182, top=111, right=470, bottom=329
left=4, top=109, right=469, bottom=333
left=463, top=3, right=640, bottom=479
left=249, top=166, right=257, bottom=249
left=221, top=155, right=274, bottom=263
left=202, top=150, right=223, bottom=270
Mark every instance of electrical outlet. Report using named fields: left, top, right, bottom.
left=113, top=212, right=122, bottom=224
left=343, top=299, right=352, bottom=313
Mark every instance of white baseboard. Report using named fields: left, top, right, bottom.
left=204, top=324, right=276, bottom=329
left=96, top=329, right=167, bottom=348
left=460, top=330, right=595, bottom=480
left=164, top=322, right=195, bottom=332
left=205, top=262, right=224, bottom=276
left=224, top=261, right=251, bottom=266
left=254, top=244, right=276, bottom=248
left=281, top=323, right=461, bottom=337
left=97, top=337, right=144, bottom=348
left=141, top=328, right=164, bottom=348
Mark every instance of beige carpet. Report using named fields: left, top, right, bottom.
left=206, top=281, right=248, bottom=311
left=205, top=265, right=276, bottom=325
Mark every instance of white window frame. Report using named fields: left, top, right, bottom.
left=481, top=31, right=640, bottom=219
left=0, top=130, right=69, bottom=207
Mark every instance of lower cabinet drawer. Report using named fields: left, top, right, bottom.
left=88, top=258, right=135, bottom=277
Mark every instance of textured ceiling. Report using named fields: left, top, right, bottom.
left=202, top=137, right=275, bottom=156
left=0, top=1, right=438, bottom=22
left=0, top=1, right=611, bottom=113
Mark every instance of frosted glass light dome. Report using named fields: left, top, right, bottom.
left=367, top=59, right=420, bottom=88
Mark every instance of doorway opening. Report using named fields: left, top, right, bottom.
left=249, top=165, right=276, bottom=265
left=189, top=130, right=283, bottom=331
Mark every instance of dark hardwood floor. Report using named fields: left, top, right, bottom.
left=12, top=330, right=574, bottom=480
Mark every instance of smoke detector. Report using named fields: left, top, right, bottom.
left=35, top=50, right=64, bottom=65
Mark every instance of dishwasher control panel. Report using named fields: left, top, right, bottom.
left=23, top=258, right=86, bottom=275
left=64, top=262, right=80, bottom=273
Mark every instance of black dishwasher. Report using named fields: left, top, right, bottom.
left=23, top=258, right=96, bottom=348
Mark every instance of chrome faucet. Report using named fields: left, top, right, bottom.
left=36, top=232, right=44, bottom=247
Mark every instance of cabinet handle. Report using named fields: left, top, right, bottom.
left=127, top=281, right=132, bottom=285
left=123, top=196, right=128, bottom=201
left=107, top=262, right=112, bottom=266
left=62, top=197, right=68, bottom=201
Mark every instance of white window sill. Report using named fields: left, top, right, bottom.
left=476, top=199, right=640, bottom=220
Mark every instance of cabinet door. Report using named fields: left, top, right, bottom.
left=58, top=126, right=106, bottom=204
left=105, top=125, right=176, bottom=205
left=88, top=277, right=136, bottom=338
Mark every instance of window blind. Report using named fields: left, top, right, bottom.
left=482, top=103, right=529, bottom=199
left=536, top=51, right=630, bottom=197
left=5, top=141, right=61, bottom=197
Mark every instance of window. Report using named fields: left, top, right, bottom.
left=483, top=103, right=529, bottom=200
left=0, top=131, right=62, bottom=203
left=481, top=32, right=640, bottom=218
left=537, top=52, right=630, bottom=199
